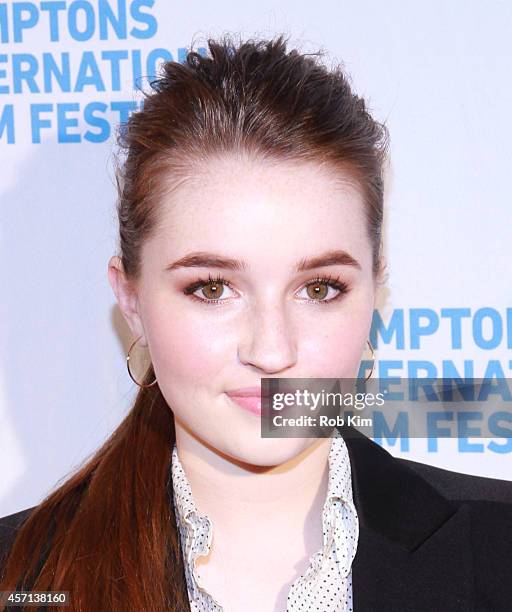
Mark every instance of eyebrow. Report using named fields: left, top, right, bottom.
left=165, top=249, right=361, bottom=273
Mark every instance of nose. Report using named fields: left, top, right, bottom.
left=237, top=299, right=297, bottom=375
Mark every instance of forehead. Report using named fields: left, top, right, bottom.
left=148, top=154, right=371, bottom=267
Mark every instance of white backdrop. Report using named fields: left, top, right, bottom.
left=1, top=0, right=511, bottom=517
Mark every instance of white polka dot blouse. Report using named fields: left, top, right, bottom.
left=171, top=428, right=359, bottom=611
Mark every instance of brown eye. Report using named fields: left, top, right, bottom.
left=297, top=277, right=349, bottom=304
left=184, top=275, right=238, bottom=303
left=306, top=282, right=329, bottom=300
left=201, top=281, right=224, bottom=300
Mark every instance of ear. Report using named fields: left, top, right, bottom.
left=375, top=254, right=388, bottom=287
left=108, top=256, right=148, bottom=347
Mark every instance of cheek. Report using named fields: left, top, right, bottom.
left=146, top=304, right=231, bottom=384
left=302, top=328, right=366, bottom=377
left=300, top=300, right=373, bottom=377
left=144, top=307, right=230, bottom=430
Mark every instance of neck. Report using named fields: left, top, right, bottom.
left=173, top=420, right=332, bottom=535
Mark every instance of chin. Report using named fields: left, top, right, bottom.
left=222, top=435, right=314, bottom=468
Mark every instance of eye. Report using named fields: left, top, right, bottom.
left=297, top=276, right=349, bottom=304
left=183, top=274, right=237, bottom=303
left=183, top=274, right=350, bottom=306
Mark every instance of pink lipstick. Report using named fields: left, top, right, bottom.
left=225, top=386, right=264, bottom=416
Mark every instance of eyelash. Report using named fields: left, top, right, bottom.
left=183, top=273, right=350, bottom=306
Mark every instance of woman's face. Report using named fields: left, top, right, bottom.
left=110, top=154, right=382, bottom=466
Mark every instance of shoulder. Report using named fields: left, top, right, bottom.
left=396, top=456, right=512, bottom=505
left=380, top=455, right=512, bottom=608
left=0, top=506, right=37, bottom=574
left=396, top=456, right=512, bottom=567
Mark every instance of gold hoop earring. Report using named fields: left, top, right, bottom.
left=364, top=339, right=376, bottom=381
left=126, top=335, right=158, bottom=388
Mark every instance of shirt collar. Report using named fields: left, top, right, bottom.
left=171, top=429, right=358, bottom=598
left=326, top=426, right=354, bottom=503
left=171, top=443, right=198, bottom=527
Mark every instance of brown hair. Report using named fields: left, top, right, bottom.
left=0, top=33, right=389, bottom=611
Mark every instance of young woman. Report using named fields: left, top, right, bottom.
left=1, top=34, right=511, bottom=612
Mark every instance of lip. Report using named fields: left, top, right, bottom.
left=225, top=386, right=266, bottom=398
left=226, top=383, right=303, bottom=397
left=225, top=394, right=262, bottom=416
left=225, top=383, right=303, bottom=416
left=225, top=386, right=268, bottom=416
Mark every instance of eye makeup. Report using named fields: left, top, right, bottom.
left=182, top=273, right=350, bottom=306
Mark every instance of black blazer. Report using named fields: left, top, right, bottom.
left=1, top=425, right=512, bottom=611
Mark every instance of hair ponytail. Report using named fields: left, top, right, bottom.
left=1, top=368, right=190, bottom=611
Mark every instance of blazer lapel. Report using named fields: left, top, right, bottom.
left=338, top=425, right=474, bottom=611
